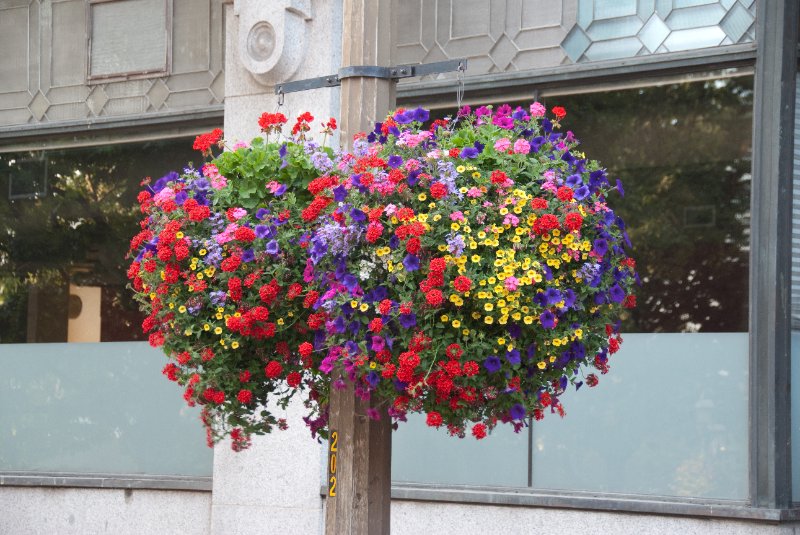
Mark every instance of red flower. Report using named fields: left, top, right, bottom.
left=490, top=170, right=508, bottom=185
left=453, top=275, right=472, bottom=293
left=426, top=412, right=443, bottom=428
left=564, top=212, right=583, bottom=232
left=462, top=361, right=479, bottom=376
left=258, top=112, right=287, bottom=131
left=556, top=186, right=574, bottom=202
left=446, top=343, right=463, bottom=360
left=193, top=128, right=223, bottom=152
left=221, top=255, right=242, bottom=272
left=530, top=197, right=548, bottom=210
left=471, top=423, right=487, bottom=440
left=448, top=148, right=460, bottom=158
left=425, top=289, right=444, bottom=306
left=287, top=372, right=302, bottom=388
left=586, top=374, right=599, bottom=387
left=405, top=237, right=421, bottom=254
left=532, top=214, right=559, bottom=235
left=234, top=226, right=256, bottom=242
left=429, top=257, right=447, bottom=273
left=624, top=295, right=636, bottom=308
left=378, top=299, right=393, bottom=315
left=382, top=363, right=396, bottom=379
left=369, top=318, right=383, bottom=333
left=303, top=290, right=319, bottom=308
left=366, top=222, right=383, bottom=243
left=162, top=363, right=179, bottom=381
left=239, top=370, right=251, bottom=382
left=298, top=342, right=314, bottom=358
left=237, top=390, right=253, bottom=404
left=264, top=360, right=283, bottom=379
left=540, top=392, right=552, bottom=407
left=430, top=182, right=448, bottom=199
left=552, top=106, right=567, bottom=120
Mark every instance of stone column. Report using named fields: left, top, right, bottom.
left=211, top=2, right=342, bottom=534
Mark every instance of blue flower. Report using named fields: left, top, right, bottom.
left=350, top=208, right=367, bottom=222
left=255, top=208, right=270, bottom=220
left=413, top=107, right=430, bottom=122
left=593, top=238, right=608, bottom=257
left=333, top=185, right=348, bottom=202
left=574, top=185, right=590, bottom=201
left=484, top=355, right=502, bottom=373
left=609, top=284, right=625, bottom=303
left=616, top=178, right=625, bottom=197
left=459, top=147, right=479, bottom=159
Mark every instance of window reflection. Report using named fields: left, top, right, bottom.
left=548, top=76, right=753, bottom=333
left=0, top=138, right=202, bottom=343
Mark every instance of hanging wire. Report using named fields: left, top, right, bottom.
left=275, top=88, right=285, bottom=111
left=456, top=60, right=466, bottom=111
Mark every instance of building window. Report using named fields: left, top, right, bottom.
left=393, top=72, right=753, bottom=501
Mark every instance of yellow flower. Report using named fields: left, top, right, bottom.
left=451, top=320, right=461, bottom=328
left=451, top=223, right=460, bottom=231
left=196, top=273, right=204, bottom=280
left=215, top=313, right=223, bottom=320
left=370, top=361, right=377, bottom=369
left=441, top=314, right=450, bottom=322
left=537, top=361, right=547, bottom=370
left=203, top=324, right=210, bottom=331
left=176, top=232, right=184, bottom=239
left=456, top=165, right=466, bottom=173
left=184, top=328, right=192, bottom=336
left=471, top=254, right=481, bottom=263
left=231, top=341, right=240, bottom=349
left=214, top=327, right=223, bottom=335
left=168, top=303, right=175, bottom=309
left=472, top=312, right=482, bottom=319
left=277, top=318, right=285, bottom=325
left=199, top=249, right=207, bottom=256
left=484, top=303, right=494, bottom=312
left=418, top=193, right=427, bottom=201
left=178, top=305, right=187, bottom=313
left=497, top=338, right=506, bottom=346
left=472, top=171, right=481, bottom=179
left=433, top=214, right=442, bottom=221
left=359, top=303, right=370, bottom=312
left=484, top=316, right=494, bottom=324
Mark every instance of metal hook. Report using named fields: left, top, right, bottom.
left=276, top=88, right=285, bottom=111
left=456, top=60, right=465, bottom=111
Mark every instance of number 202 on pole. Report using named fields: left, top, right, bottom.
left=328, top=430, right=338, bottom=497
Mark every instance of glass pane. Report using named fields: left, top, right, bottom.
left=529, top=76, right=752, bottom=499
left=531, top=333, right=748, bottom=499
left=392, top=413, right=528, bottom=487
left=0, top=138, right=199, bottom=344
left=791, top=71, right=800, bottom=502
left=0, top=342, right=212, bottom=476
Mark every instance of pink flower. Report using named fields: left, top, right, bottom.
left=404, top=159, right=421, bottom=171
left=503, top=214, right=519, bottom=227
left=153, top=187, right=175, bottom=207
left=450, top=211, right=465, bottom=222
left=230, top=208, right=247, bottom=220
left=513, top=139, right=531, bottom=154
left=494, top=138, right=511, bottom=152
left=504, top=276, right=519, bottom=291
left=232, top=141, right=249, bottom=150
left=530, top=101, right=546, bottom=117
left=467, top=187, right=483, bottom=198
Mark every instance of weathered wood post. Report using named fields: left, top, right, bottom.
left=324, top=1, right=394, bottom=534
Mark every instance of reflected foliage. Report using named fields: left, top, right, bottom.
left=0, top=138, right=200, bottom=342
left=548, top=76, right=753, bottom=332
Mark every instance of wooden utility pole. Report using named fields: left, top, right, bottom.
left=324, top=1, right=394, bottom=534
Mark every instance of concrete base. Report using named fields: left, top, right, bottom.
left=0, top=487, right=211, bottom=535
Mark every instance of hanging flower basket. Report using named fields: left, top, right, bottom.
left=127, top=103, right=637, bottom=448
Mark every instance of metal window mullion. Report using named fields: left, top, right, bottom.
left=749, top=0, right=799, bottom=510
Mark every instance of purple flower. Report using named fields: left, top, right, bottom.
left=399, top=313, right=417, bottom=328
left=593, top=238, right=608, bottom=257
left=484, top=355, right=502, bottom=373
left=255, top=208, right=270, bottom=220
left=540, top=310, right=556, bottom=329
left=366, top=407, right=381, bottom=420
left=265, top=240, right=280, bottom=255
left=371, top=336, right=385, bottom=352
left=574, top=185, right=590, bottom=201
left=387, top=155, right=403, bottom=168
left=509, top=403, right=526, bottom=420
left=505, top=349, right=521, bottom=366
left=413, top=107, right=430, bottom=122
left=616, top=178, right=625, bottom=197
left=459, top=147, right=479, bottom=159
left=255, top=225, right=270, bottom=239
left=609, top=284, right=625, bottom=303
left=241, top=249, right=255, bottom=263
left=333, top=185, right=348, bottom=202
left=402, top=254, right=420, bottom=272
left=350, top=208, right=367, bottom=222
left=274, top=184, right=287, bottom=196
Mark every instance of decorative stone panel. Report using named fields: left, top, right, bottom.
left=0, top=0, right=226, bottom=129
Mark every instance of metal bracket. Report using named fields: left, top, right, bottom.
left=275, top=58, right=467, bottom=95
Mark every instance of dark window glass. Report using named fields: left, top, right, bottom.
left=546, top=76, right=753, bottom=333
left=0, top=138, right=202, bottom=343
